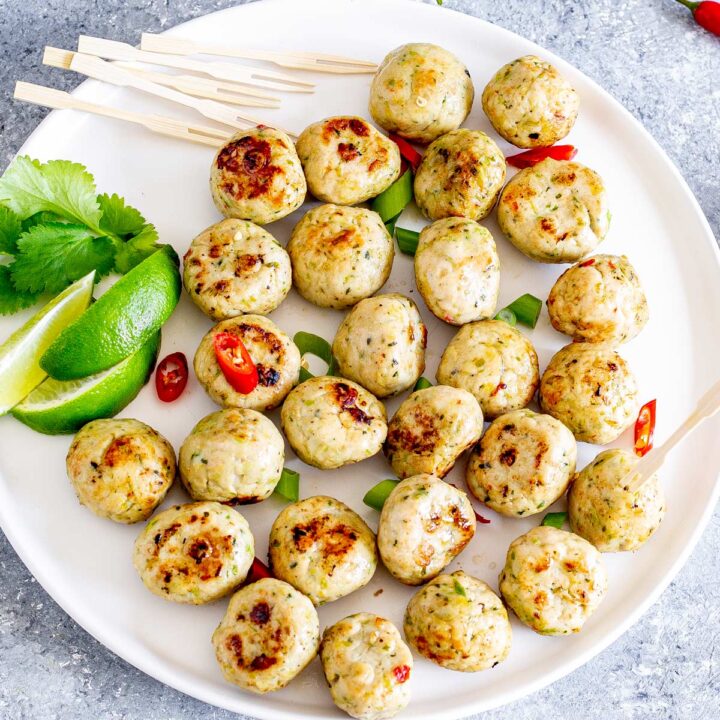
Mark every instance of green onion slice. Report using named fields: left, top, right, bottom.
left=385, top=214, right=401, bottom=237
left=541, top=511, right=568, bottom=529
left=413, top=376, right=433, bottom=391
left=294, top=331, right=338, bottom=380
left=453, top=578, right=466, bottom=596
left=371, top=169, right=414, bottom=223
left=505, top=293, right=543, bottom=329
left=494, top=307, right=517, bottom=326
left=363, top=479, right=399, bottom=512
left=275, top=467, right=300, bottom=502
left=395, top=227, right=420, bottom=256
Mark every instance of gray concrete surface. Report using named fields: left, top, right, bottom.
left=1, top=0, right=719, bottom=718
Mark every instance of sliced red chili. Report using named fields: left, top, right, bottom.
left=244, top=557, right=273, bottom=585
left=579, top=258, right=596, bottom=268
left=634, top=399, right=657, bottom=457
left=155, top=352, right=188, bottom=402
left=392, top=664, right=411, bottom=683
left=389, top=133, right=423, bottom=172
left=506, top=144, right=578, bottom=169
left=474, top=509, right=492, bottom=525
left=213, top=332, right=259, bottom=395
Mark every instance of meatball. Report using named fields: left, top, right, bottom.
left=209, top=126, right=306, bottom=225
left=466, top=409, right=577, bottom=518
left=212, top=578, right=320, bottom=694
left=497, top=158, right=610, bottom=263
left=369, top=43, right=474, bottom=145
left=547, top=254, right=649, bottom=344
left=194, top=314, right=300, bottom=411
left=538, top=343, right=638, bottom=444
left=133, top=501, right=254, bottom=604
left=414, top=129, right=506, bottom=221
left=287, top=204, right=394, bottom=309
left=414, top=217, right=500, bottom=325
left=296, top=116, right=401, bottom=205
left=280, top=376, right=387, bottom=470
left=499, top=525, right=608, bottom=635
left=385, top=385, right=483, bottom=479
left=377, top=474, right=475, bottom=585
left=569, top=449, right=666, bottom=552
left=182, top=219, right=291, bottom=320
left=66, top=418, right=175, bottom=524
left=332, top=293, right=426, bottom=398
left=320, top=613, right=413, bottom=720
left=436, top=320, right=539, bottom=420
left=269, top=496, right=377, bottom=605
left=403, top=571, right=512, bottom=672
left=481, top=55, right=579, bottom=148
left=178, top=408, right=284, bottom=504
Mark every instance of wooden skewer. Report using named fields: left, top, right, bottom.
left=44, top=47, right=280, bottom=107
left=14, top=81, right=228, bottom=147
left=43, top=49, right=298, bottom=138
left=140, top=33, right=378, bottom=74
left=77, top=36, right=315, bottom=93
left=115, top=65, right=281, bottom=108
left=625, top=378, right=720, bottom=492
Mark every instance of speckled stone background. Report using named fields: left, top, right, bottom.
left=1, top=0, right=719, bottom=718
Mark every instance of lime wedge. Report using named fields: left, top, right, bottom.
left=0, top=271, right=94, bottom=415
left=12, top=331, right=160, bottom=435
left=41, top=246, right=180, bottom=380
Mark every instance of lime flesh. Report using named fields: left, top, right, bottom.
left=0, top=271, right=94, bottom=415
left=12, top=331, right=160, bottom=435
left=40, top=246, right=180, bottom=380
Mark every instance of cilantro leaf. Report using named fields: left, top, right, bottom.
left=98, top=193, right=146, bottom=237
left=21, top=211, right=68, bottom=233
left=0, top=265, right=40, bottom=315
left=11, top=222, right=114, bottom=294
left=0, top=156, right=102, bottom=232
left=113, top=225, right=162, bottom=273
left=0, top=205, right=22, bottom=255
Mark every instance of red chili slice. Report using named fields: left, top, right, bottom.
left=244, top=557, right=273, bottom=585
left=389, top=133, right=423, bottom=172
left=579, top=258, right=596, bottom=268
left=506, top=144, right=578, bottom=169
left=634, top=399, right=657, bottom=457
left=393, top=664, right=411, bottom=683
left=213, top=332, right=259, bottom=395
left=155, top=352, right=188, bottom=402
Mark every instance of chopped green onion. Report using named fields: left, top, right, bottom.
left=363, top=479, right=399, bottom=512
left=505, top=293, right=543, bottom=329
left=275, top=468, right=300, bottom=502
left=385, top=214, right=401, bottom=237
left=494, top=307, right=517, bottom=326
left=541, top=511, right=568, bottom=529
left=371, top=169, right=414, bottom=224
left=294, top=331, right=338, bottom=380
left=453, top=578, right=466, bottom=596
left=413, top=376, right=433, bottom=391
left=395, top=227, right=420, bottom=256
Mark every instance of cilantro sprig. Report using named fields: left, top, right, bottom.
left=0, top=156, right=165, bottom=315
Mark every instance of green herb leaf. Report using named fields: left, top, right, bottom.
left=453, top=578, right=466, bottom=596
left=11, top=223, right=114, bottom=294
left=112, top=224, right=161, bottom=273
left=0, top=265, right=40, bottom=315
left=0, top=205, right=22, bottom=255
left=98, top=193, right=147, bottom=237
left=20, top=211, right=67, bottom=233
left=541, top=511, right=568, bottom=529
left=0, top=157, right=102, bottom=232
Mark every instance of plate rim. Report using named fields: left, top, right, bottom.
left=2, top=0, right=719, bottom=718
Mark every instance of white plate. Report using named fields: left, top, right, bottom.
left=1, top=0, right=719, bottom=717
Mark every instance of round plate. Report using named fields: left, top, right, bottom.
left=1, top=0, right=719, bottom=717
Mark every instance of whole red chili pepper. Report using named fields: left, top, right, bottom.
left=507, top=145, right=578, bottom=169
left=155, top=352, right=188, bottom=402
left=676, top=0, right=720, bottom=35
